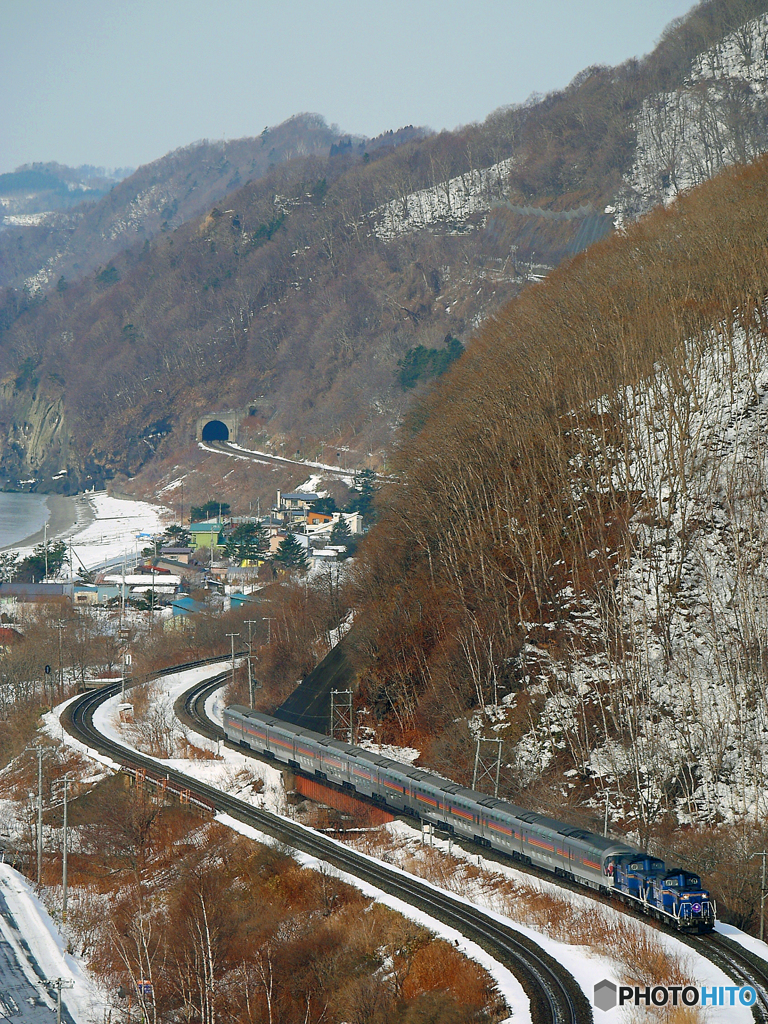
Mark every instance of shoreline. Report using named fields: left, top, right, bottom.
left=0, top=493, right=96, bottom=555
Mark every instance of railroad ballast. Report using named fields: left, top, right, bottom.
left=223, top=705, right=715, bottom=933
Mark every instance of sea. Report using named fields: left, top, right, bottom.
left=0, top=492, right=49, bottom=551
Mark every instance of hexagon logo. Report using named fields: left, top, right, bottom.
left=594, top=979, right=617, bottom=1011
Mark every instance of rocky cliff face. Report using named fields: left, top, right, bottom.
left=617, top=12, right=768, bottom=221
left=0, top=377, right=77, bottom=492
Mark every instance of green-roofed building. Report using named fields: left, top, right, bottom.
left=189, top=521, right=224, bottom=550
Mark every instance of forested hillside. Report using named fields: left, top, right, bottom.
left=0, top=115, right=345, bottom=292
left=352, top=154, right=768, bottom=891
left=1, top=0, right=767, bottom=496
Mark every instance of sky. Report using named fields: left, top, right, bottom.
left=1, top=0, right=697, bottom=177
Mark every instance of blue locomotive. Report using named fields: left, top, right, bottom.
left=223, top=705, right=716, bottom=932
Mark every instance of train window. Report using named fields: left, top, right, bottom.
left=686, top=876, right=701, bottom=887
left=664, top=878, right=680, bottom=888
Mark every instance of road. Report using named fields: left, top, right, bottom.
left=0, top=877, right=72, bottom=1023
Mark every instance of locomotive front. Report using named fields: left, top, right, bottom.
left=650, top=869, right=716, bottom=932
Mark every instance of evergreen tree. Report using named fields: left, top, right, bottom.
left=224, top=522, right=266, bottom=562
left=273, top=533, right=308, bottom=572
left=347, top=468, right=377, bottom=520
left=163, top=524, right=191, bottom=547
left=189, top=500, right=230, bottom=522
left=311, top=496, right=338, bottom=515
left=0, top=552, right=19, bottom=583
left=15, top=541, right=68, bottom=582
left=330, top=517, right=356, bottom=557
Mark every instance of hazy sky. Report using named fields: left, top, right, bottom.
left=2, top=0, right=697, bottom=176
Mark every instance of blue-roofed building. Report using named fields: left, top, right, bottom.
left=171, top=596, right=206, bottom=617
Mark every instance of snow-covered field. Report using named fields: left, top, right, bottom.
left=67, top=492, right=170, bottom=570
left=13, top=490, right=170, bottom=571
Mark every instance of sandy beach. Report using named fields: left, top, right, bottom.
left=0, top=491, right=168, bottom=569
left=1, top=493, right=95, bottom=553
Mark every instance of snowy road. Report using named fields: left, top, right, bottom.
left=0, top=870, right=72, bottom=1022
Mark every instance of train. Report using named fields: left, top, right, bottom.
left=223, top=704, right=716, bottom=932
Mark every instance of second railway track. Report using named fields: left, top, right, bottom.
left=177, top=670, right=768, bottom=1024
left=62, top=664, right=589, bottom=1024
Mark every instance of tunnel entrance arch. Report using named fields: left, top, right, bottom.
left=201, top=419, right=230, bottom=442
left=195, top=410, right=241, bottom=444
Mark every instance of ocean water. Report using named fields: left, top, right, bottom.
left=0, top=492, right=49, bottom=550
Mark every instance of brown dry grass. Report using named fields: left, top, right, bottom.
left=350, top=829, right=701, bottom=1020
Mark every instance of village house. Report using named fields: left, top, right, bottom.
left=272, top=490, right=320, bottom=527
left=189, top=521, right=224, bottom=550
left=0, top=582, right=73, bottom=608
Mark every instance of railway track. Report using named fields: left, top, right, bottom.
left=687, top=932, right=768, bottom=1024
left=177, top=673, right=768, bottom=1024
left=62, top=664, right=589, bottom=1024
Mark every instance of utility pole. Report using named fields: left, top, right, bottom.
left=56, top=620, right=64, bottom=699
left=265, top=616, right=274, bottom=644
left=28, top=745, right=43, bottom=885
left=46, top=978, right=74, bottom=1024
left=150, top=538, right=157, bottom=620
left=119, top=550, right=126, bottom=632
left=244, top=620, right=258, bottom=708
left=53, top=777, right=71, bottom=921
left=752, top=851, right=767, bottom=941
left=225, top=633, right=239, bottom=690
left=62, top=778, right=68, bottom=921
left=44, top=522, right=49, bottom=580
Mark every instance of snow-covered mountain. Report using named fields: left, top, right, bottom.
left=619, top=12, right=768, bottom=221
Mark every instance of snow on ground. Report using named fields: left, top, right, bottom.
left=370, top=157, right=514, bottom=241
left=618, top=13, right=768, bottom=221
left=295, top=473, right=325, bottom=493
left=67, top=492, right=170, bottom=570
left=47, top=666, right=525, bottom=1021
left=44, top=664, right=763, bottom=1024
left=0, top=863, right=105, bottom=1023
left=366, top=820, right=756, bottom=1024
left=98, top=663, right=287, bottom=809
left=358, top=738, right=421, bottom=765
left=227, top=441, right=352, bottom=475
left=508, top=322, right=768, bottom=826
left=716, top=921, right=768, bottom=962
left=202, top=439, right=365, bottom=485
left=13, top=492, right=170, bottom=569
left=215, top=812, right=526, bottom=1024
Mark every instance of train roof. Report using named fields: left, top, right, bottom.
left=225, top=706, right=640, bottom=859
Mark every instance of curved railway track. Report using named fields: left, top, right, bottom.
left=62, top=664, right=588, bottom=1024
left=177, top=673, right=768, bottom=1024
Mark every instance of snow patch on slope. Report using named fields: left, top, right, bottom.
left=619, top=14, right=768, bottom=221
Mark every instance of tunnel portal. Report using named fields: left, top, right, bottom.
left=201, top=419, right=230, bottom=442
